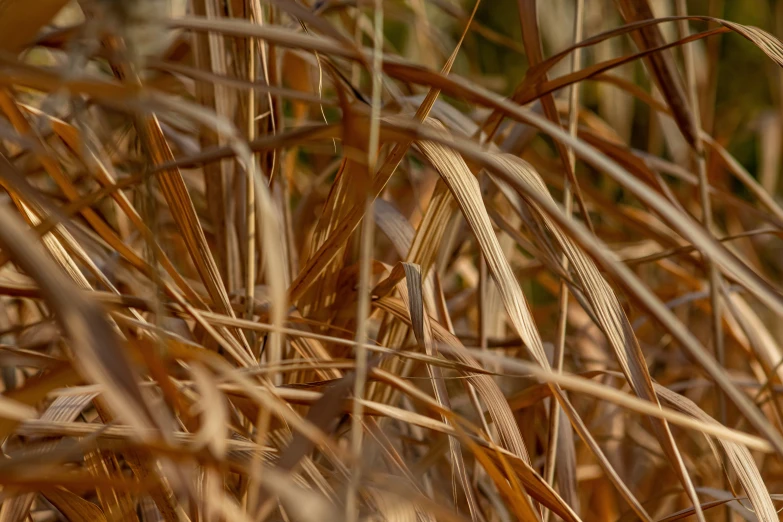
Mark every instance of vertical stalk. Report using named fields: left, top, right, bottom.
left=676, top=3, right=728, bottom=522
left=245, top=7, right=257, bottom=333
left=347, top=1, right=383, bottom=520
left=543, top=1, right=583, bottom=521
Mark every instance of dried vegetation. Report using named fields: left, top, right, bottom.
left=0, top=0, right=782, bottom=520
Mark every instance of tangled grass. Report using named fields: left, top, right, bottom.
left=0, top=0, right=782, bottom=520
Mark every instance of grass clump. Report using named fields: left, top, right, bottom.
left=0, top=0, right=782, bottom=520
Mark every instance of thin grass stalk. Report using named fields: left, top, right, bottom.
left=244, top=8, right=257, bottom=337
left=347, top=1, right=384, bottom=519
left=543, top=2, right=583, bottom=521
left=675, top=4, right=729, bottom=521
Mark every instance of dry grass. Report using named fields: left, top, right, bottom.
left=0, top=0, right=782, bottom=520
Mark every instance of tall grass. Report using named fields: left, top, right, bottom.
left=0, top=0, right=782, bottom=520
